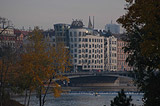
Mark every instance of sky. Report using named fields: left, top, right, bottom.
left=0, top=0, right=126, bottom=30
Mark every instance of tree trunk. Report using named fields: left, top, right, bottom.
left=42, top=78, right=52, bottom=106
left=27, top=90, right=31, bottom=106
left=24, top=89, right=28, bottom=106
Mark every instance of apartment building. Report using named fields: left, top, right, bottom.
left=117, top=36, right=132, bottom=71
left=69, top=20, right=104, bottom=72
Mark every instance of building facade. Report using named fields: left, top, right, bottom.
left=69, top=20, right=104, bottom=72
left=0, top=27, right=16, bottom=48
left=104, top=36, right=117, bottom=71
left=43, top=29, right=56, bottom=47
left=117, top=39, right=132, bottom=71
left=54, top=24, right=70, bottom=47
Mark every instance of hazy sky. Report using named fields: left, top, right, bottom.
left=0, top=0, right=126, bottom=30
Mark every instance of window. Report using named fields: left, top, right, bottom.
left=70, top=38, right=73, bottom=42
left=112, top=47, right=116, bottom=51
left=112, top=53, right=116, bottom=57
left=101, top=44, right=103, bottom=48
left=101, top=60, right=103, bottom=63
left=79, top=32, right=81, bottom=36
left=74, top=32, right=77, bottom=37
left=89, top=44, right=91, bottom=48
left=82, top=38, right=85, bottom=42
left=74, top=49, right=77, bottom=52
left=74, top=59, right=77, bottom=63
left=74, top=38, right=77, bottom=42
left=92, top=59, right=94, bottom=63
left=79, top=44, right=81, bottom=48
left=79, top=50, right=81, bottom=53
left=79, top=38, right=81, bottom=42
left=71, top=44, right=73, bottom=48
left=79, top=55, right=81, bottom=58
left=74, top=54, right=77, bottom=57
left=74, top=44, right=77, bottom=47
left=89, top=38, right=91, bottom=42
left=70, top=32, right=72, bottom=36
left=85, top=38, right=88, bottom=42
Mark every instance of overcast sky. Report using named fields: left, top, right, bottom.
left=0, top=0, right=126, bottom=30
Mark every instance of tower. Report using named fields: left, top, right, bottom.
left=93, top=16, right=94, bottom=29
left=88, top=16, right=93, bottom=29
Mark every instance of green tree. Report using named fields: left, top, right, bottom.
left=117, top=0, right=160, bottom=106
left=110, top=89, right=134, bottom=106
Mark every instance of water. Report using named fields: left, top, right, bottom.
left=13, top=92, right=143, bottom=106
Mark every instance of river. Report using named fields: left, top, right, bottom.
left=13, top=92, right=143, bottom=106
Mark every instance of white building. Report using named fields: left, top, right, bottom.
left=104, top=35, right=117, bottom=71
left=69, top=20, right=104, bottom=72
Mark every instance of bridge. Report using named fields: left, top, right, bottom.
left=57, top=71, right=138, bottom=92
left=61, top=71, right=135, bottom=79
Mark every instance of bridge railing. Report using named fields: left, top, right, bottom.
left=59, top=71, right=135, bottom=78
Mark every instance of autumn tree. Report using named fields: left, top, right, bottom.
left=117, top=0, right=160, bottom=106
left=15, top=27, right=70, bottom=106
left=110, top=89, right=134, bottom=106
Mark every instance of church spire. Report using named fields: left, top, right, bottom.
left=88, top=16, right=93, bottom=29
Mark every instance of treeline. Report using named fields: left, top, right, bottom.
left=0, top=26, right=71, bottom=106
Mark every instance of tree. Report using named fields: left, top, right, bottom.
left=15, top=27, right=70, bottom=106
left=117, top=0, right=160, bottom=106
left=110, top=89, right=134, bottom=106
left=0, top=45, right=18, bottom=106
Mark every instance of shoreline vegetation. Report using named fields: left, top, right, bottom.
left=2, top=99, right=24, bottom=106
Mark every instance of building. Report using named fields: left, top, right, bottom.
left=104, top=36, right=117, bottom=71
left=43, top=29, right=56, bottom=47
left=14, top=29, right=31, bottom=49
left=0, top=27, right=16, bottom=48
left=105, top=22, right=120, bottom=34
left=69, top=20, right=104, bottom=72
left=116, top=34, right=132, bottom=71
left=54, top=24, right=70, bottom=47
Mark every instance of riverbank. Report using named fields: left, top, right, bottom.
left=1, top=99, right=24, bottom=106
